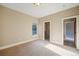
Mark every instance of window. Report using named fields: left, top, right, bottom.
left=32, top=23, right=37, bottom=35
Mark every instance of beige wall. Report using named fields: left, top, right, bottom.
left=0, top=5, right=79, bottom=49
left=0, top=6, right=38, bottom=47
left=39, top=6, right=79, bottom=49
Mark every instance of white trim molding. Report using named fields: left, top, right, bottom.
left=0, top=39, right=37, bottom=50
left=62, top=15, right=79, bottom=49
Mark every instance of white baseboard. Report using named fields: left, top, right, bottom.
left=0, top=39, right=37, bottom=50
left=50, top=40, right=63, bottom=46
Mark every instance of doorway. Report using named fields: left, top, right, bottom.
left=44, top=22, right=50, bottom=41
left=64, top=18, right=76, bottom=48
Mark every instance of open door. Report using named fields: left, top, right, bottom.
left=64, top=18, right=76, bottom=48
left=44, top=22, right=50, bottom=41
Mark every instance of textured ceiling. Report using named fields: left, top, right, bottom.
left=1, top=3, right=79, bottom=18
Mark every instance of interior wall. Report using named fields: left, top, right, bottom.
left=39, top=6, right=79, bottom=49
left=0, top=6, right=3, bottom=46
left=0, top=5, right=38, bottom=47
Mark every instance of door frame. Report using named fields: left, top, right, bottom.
left=63, top=18, right=76, bottom=48
left=44, top=22, right=50, bottom=41
left=62, top=15, right=79, bottom=49
left=43, top=20, right=51, bottom=41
